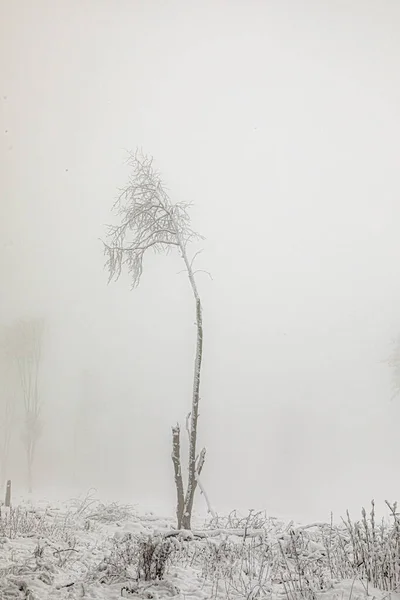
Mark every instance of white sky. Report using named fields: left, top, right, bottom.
left=1, top=0, right=400, bottom=524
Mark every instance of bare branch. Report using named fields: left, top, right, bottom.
left=177, top=253, right=213, bottom=281
left=103, top=150, right=204, bottom=288
left=193, top=453, right=217, bottom=519
left=193, top=270, right=213, bottom=280
left=185, top=412, right=191, bottom=439
left=162, top=528, right=265, bottom=539
left=190, top=250, right=203, bottom=270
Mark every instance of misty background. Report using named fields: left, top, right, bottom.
left=1, top=0, right=400, bottom=524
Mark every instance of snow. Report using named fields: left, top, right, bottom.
left=0, top=495, right=399, bottom=600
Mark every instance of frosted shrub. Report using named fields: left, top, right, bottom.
left=137, top=535, right=173, bottom=581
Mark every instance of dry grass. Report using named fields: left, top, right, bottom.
left=0, top=505, right=73, bottom=540
left=181, top=501, right=400, bottom=600
left=1, top=499, right=400, bottom=600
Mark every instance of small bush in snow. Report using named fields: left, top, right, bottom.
left=137, top=535, right=173, bottom=581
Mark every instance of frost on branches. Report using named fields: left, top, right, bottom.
left=103, top=150, right=213, bottom=529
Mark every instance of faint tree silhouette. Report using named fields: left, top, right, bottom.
left=0, top=333, right=17, bottom=487
left=386, top=336, right=400, bottom=400
left=5, top=318, right=45, bottom=492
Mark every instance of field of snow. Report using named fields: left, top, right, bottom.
left=0, top=493, right=399, bottom=600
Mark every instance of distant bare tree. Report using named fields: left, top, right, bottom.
left=0, top=398, right=14, bottom=487
left=0, top=336, right=17, bottom=487
left=386, top=336, right=400, bottom=399
left=5, top=319, right=45, bottom=492
left=103, top=150, right=210, bottom=529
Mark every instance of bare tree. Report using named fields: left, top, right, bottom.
left=386, top=336, right=400, bottom=399
left=0, top=337, right=17, bottom=488
left=103, top=150, right=209, bottom=529
left=5, top=319, right=44, bottom=492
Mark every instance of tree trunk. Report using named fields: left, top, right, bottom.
left=0, top=454, right=7, bottom=489
left=1, top=405, right=13, bottom=488
left=181, top=296, right=203, bottom=529
left=28, top=464, right=32, bottom=493
left=27, top=439, right=34, bottom=493
left=171, top=216, right=205, bottom=530
left=5, top=480, right=11, bottom=507
left=171, top=424, right=185, bottom=528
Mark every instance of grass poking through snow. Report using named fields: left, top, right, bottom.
left=0, top=498, right=399, bottom=600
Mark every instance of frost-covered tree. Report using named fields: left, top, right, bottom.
left=103, top=150, right=209, bottom=529
left=5, top=319, right=45, bottom=492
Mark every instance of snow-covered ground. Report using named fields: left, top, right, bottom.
left=0, top=494, right=399, bottom=600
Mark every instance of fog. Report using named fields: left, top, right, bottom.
left=1, top=0, right=400, bottom=524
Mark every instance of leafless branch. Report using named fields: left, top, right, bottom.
left=162, top=528, right=265, bottom=539
left=102, top=150, right=204, bottom=288
left=190, top=250, right=203, bottom=270
left=194, top=465, right=217, bottom=519
left=185, top=412, right=191, bottom=439
left=193, top=270, right=213, bottom=280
